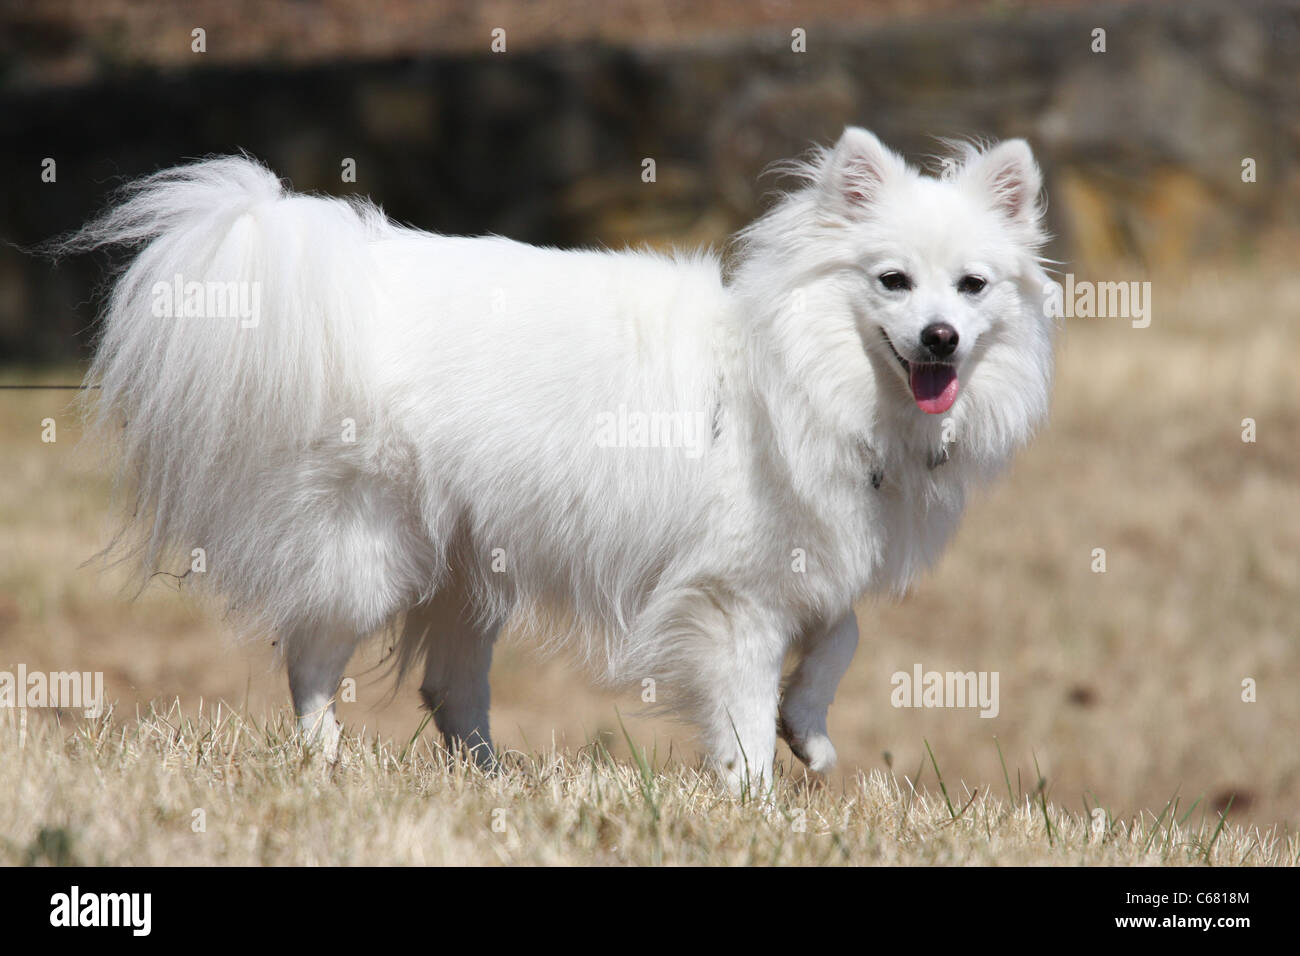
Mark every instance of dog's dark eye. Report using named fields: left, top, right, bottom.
left=878, top=271, right=912, bottom=292
left=957, top=275, right=987, bottom=295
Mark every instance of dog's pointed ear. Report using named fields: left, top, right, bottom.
left=962, top=139, right=1043, bottom=227
left=822, top=127, right=905, bottom=218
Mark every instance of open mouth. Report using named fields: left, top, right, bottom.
left=879, top=329, right=961, bottom=415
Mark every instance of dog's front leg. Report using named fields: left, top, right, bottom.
left=692, top=608, right=788, bottom=798
left=779, top=610, right=859, bottom=773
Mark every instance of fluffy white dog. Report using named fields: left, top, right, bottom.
left=68, top=128, right=1054, bottom=793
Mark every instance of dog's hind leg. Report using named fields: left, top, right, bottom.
left=779, top=610, right=859, bottom=773
left=286, top=624, right=362, bottom=762
left=403, top=588, right=501, bottom=769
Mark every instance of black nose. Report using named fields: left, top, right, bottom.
left=920, top=322, right=959, bottom=359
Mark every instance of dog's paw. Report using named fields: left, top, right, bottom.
left=297, top=714, right=342, bottom=765
left=792, top=732, right=838, bottom=773
left=779, top=717, right=837, bottom=774
left=708, top=752, right=774, bottom=799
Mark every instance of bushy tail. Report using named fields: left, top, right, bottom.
left=60, top=155, right=388, bottom=604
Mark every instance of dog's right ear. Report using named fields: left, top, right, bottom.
left=821, top=127, right=906, bottom=219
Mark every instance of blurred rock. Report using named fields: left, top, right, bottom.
left=2, top=1, right=1298, bottom=361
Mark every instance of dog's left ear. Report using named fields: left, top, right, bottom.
left=963, top=139, right=1043, bottom=227
left=822, top=127, right=907, bottom=219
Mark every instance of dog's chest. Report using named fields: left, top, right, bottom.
left=845, top=437, right=968, bottom=595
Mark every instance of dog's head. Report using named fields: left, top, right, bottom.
left=735, top=128, right=1055, bottom=464
left=818, top=128, right=1049, bottom=417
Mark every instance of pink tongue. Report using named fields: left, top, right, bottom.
left=909, top=364, right=960, bottom=414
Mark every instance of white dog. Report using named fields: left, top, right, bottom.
left=67, top=128, right=1053, bottom=793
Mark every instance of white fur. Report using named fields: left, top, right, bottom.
left=66, top=130, right=1054, bottom=792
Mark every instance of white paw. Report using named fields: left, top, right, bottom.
left=780, top=718, right=837, bottom=773
left=711, top=755, right=774, bottom=799
left=795, top=732, right=837, bottom=773
left=298, top=713, right=341, bottom=764
left=319, top=722, right=341, bottom=764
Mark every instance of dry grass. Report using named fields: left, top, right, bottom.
left=3, top=704, right=1292, bottom=866
left=0, top=260, right=1297, bottom=864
